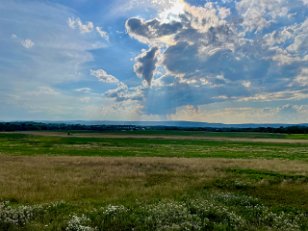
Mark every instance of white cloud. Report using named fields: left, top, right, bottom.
left=21, top=39, right=34, bottom=49
left=238, top=90, right=308, bottom=102
left=105, top=83, right=145, bottom=103
left=67, top=17, right=109, bottom=41
left=218, top=7, right=231, bottom=19
left=90, top=68, right=146, bottom=106
left=75, top=88, right=92, bottom=94
left=236, top=0, right=290, bottom=33
left=241, top=81, right=252, bottom=88
left=96, top=26, right=109, bottom=40
left=183, top=2, right=225, bottom=33
left=2, top=0, right=307, bottom=122
left=286, top=19, right=308, bottom=53
left=90, top=69, right=120, bottom=84
left=67, top=17, right=94, bottom=33
left=124, top=0, right=308, bottom=116
left=168, top=104, right=308, bottom=124
left=0, top=0, right=109, bottom=120
left=1, top=1, right=102, bottom=86
left=107, top=0, right=178, bottom=19
left=12, top=34, right=35, bottom=49
left=134, top=47, right=159, bottom=85
left=264, top=18, right=308, bottom=65
left=293, top=68, right=308, bottom=87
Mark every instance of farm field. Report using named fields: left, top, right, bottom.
left=0, top=131, right=308, bottom=230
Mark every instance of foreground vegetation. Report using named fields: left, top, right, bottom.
left=0, top=132, right=307, bottom=230
left=2, top=194, right=307, bottom=231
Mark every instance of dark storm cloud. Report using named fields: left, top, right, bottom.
left=122, top=0, right=308, bottom=115
left=125, top=17, right=183, bottom=44
left=134, top=47, right=159, bottom=85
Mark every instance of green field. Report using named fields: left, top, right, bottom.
left=0, top=131, right=307, bottom=230
left=1, top=132, right=308, bottom=160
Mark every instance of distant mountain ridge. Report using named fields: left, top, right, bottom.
left=36, top=120, right=308, bottom=128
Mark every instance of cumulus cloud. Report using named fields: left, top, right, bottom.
left=292, top=68, right=308, bottom=87
left=124, top=0, right=308, bottom=115
left=2, top=0, right=307, bottom=121
left=126, top=17, right=182, bottom=46
left=90, top=68, right=145, bottom=104
left=11, top=34, right=35, bottom=49
left=142, top=77, right=252, bottom=115
left=96, top=26, right=109, bottom=40
left=286, top=19, right=308, bottom=54
left=134, top=47, right=159, bottom=85
left=21, top=39, right=34, bottom=48
left=90, top=69, right=120, bottom=84
left=236, top=0, right=290, bottom=33
left=263, top=18, right=308, bottom=65
left=68, top=17, right=109, bottom=42
left=67, top=17, right=94, bottom=33
left=105, top=83, right=144, bottom=102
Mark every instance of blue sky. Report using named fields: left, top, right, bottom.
left=0, top=0, right=307, bottom=123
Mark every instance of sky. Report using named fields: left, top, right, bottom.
left=0, top=0, right=307, bottom=123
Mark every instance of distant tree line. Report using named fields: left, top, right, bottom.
left=0, top=122, right=307, bottom=134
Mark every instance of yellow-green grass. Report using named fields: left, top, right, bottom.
left=1, top=132, right=308, bottom=230
left=1, top=155, right=307, bottom=208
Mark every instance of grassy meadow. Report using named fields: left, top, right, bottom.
left=0, top=131, right=307, bottom=230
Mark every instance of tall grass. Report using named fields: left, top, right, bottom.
left=0, top=132, right=307, bottom=230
